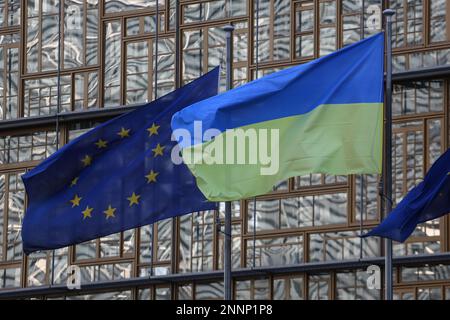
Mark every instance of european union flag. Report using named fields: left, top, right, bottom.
left=21, top=68, right=220, bottom=254
left=364, top=148, right=450, bottom=242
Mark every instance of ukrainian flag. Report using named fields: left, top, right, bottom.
left=172, top=33, right=384, bottom=201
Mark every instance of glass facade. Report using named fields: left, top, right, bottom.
left=0, top=0, right=450, bottom=300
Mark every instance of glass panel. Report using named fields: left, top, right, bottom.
left=336, top=270, right=380, bottom=300
left=104, top=20, right=121, bottom=107
left=179, top=211, right=216, bottom=273
left=401, top=265, right=450, bottom=282
left=24, top=76, right=72, bottom=116
left=0, top=1, right=20, bottom=27
left=0, top=131, right=57, bottom=164
left=195, top=282, right=224, bottom=300
left=246, top=235, right=303, bottom=267
left=273, top=276, right=304, bottom=300
left=0, top=267, right=21, bottom=289
left=308, top=274, right=330, bottom=300
left=64, top=0, right=99, bottom=68
left=105, top=0, right=162, bottom=13
left=430, top=0, right=447, bottom=43
left=0, top=38, right=20, bottom=120
left=6, top=171, right=25, bottom=261
left=354, top=174, right=380, bottom=222
left=390, top=0, right=423, bottom=48
left=309, top=230, right=380, bottom=262
left=254, top=0, right=290, bottom=63
left=183, top=0, right=247, bottom=24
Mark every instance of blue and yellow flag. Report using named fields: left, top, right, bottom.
left=21, top=68, right=219, bottom=254
left=364, top=148, right=450, bottom=242
left=171, top=33, right=384, bottom=201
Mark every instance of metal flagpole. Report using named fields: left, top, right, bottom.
left=253, top=0, right=260, bottom=269
left=359, top=0, right=366, bottom=259
left=51, top=0, right=63, bottom=286
left=149, top=0, right=160, bottom=279
left=223, top=24, right=235, bottom=301
left=383, top=8, right=395, bottom=301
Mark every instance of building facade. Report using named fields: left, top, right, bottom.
left=0, top=0, right=450, bottom=300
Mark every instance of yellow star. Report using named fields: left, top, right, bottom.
left=117, top=127, right=130, bottom=138
left=103, top=205, right=116, bottom=219
left=81, top=155, right=92, bottom=167
left=70, top=177, right=79, bottom=187
left=70, top=194, right=82, bottom=207
left=145, top=170, right=159, bottom=183
left=95, top=139, right=108, bottom=149
left=127, top=192, right=141, bottom=207
left=82, top=206, right=93, bottom=220
left=147, top=123, right=160, bottom=136
left=447, top=172, right=450, bottom=175
left=152, top=143, right=165, bottom=157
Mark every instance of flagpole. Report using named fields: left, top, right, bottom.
left=223, top=24, right=235, bottom=301
left=383, top=8, right=395, bottom=301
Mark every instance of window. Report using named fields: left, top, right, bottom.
left=254, top=0, right=290, bottom=63
left=309, top=230, right=380, bottom=262
left=295, top=1, right=314, bottom=59
left=63, top=0, right=99, bottom=68
left=0, top=171, right=25, bottom=262
left=125, top=37, right=175, bottom=105
left=273, top=275, right=305, bottom=300
left=336, top=269, right=380, bottom=300
left=0, top=0, right=20, bottom=27
left=104, top=20, right=121, bottom=107
left=182, top=22, right=248, bottom=91
left=195, top=282, right=224, bottom=300
left=391, top=110, right=444, bottom=256
left=342, top=0, right=364, bottom=46
left=78, top=262, right=132, bottom=284
left=401, top=264, right=450, bottom=282
left=105, top=0, right=162, bottom=14
left=430, top=0, right=449, bottom=43
left=319, top=0, right=337, bottom=56
left=0, top=130, right=57, bottom=164
left=26, top=0, right=99, bottom=73
left=235, top=278, right=269, bottom=299
left=179, top=211, right=215, bottom=273
left=390, top=0, right=423, bottom=48
left=182, top=0, right=247, bottom=24
left=0, top=266, right=21, bottom=289
left=354, top=174, right=380, bottom=222
left=308, top=274, right=331, bottom=300
left=0, top=34, right=19, bottom=120
left=247, top=193, right=348, bottom=232
left=27, top=248, right=68, bottom=286
left=245, top=235, right=303, bottom=267
left=217, top=223, right=241, bottom=269
left=125, top=12, right=165, bottom=37
left=341, top=0, right=382, bottom=46
left=294, top=174, right=347, bottom=188
left=23, top=76, right=70, bottom=116
left=393, top=81, right=444, bottom=116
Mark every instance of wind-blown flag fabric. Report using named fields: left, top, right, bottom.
left=171, top=33, right=384, bottom=201
left=21, top=68, right=219, bottom=254
left=364, top=148, right=450, bottom=242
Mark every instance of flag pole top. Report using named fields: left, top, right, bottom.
left=383, top=9, right=395, bottom=17
left=223, top=25, right=235, bottom=33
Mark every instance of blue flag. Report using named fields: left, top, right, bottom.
left=364, top=148, right=450, bottom=242
left=21, top=68, right=220, bottom=254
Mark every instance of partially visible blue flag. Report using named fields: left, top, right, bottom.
left=21, top=68, right=220, bottom=254
left=364, top=148, right=450, bottom=242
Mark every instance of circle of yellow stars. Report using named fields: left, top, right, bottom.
left=70, top=122, right=163, bottom=221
